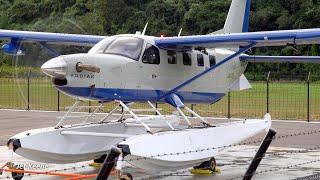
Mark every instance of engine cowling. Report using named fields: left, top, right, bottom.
left=1, top=41, right=25, bottom=56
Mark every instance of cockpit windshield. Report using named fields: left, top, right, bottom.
left=88, top=36, right=144, bottom=60
left=88, top=36, right=117, bottom=54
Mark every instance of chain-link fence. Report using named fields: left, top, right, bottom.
left=0, top=69, right=319, bottom=121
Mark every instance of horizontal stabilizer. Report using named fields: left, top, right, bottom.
left=240, top=55, right=320, bottom=63
left=230, top=74, right=252, bottom=91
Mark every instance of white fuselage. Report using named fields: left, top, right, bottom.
left=42, top=34, right=247, bottom=104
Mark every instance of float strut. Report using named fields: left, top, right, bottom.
left=96, top=147, right=121, bottom=180
left=243, top=128, right=277, bottom=180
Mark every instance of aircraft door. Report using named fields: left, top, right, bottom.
left=138, top=43, right=161, bottom=89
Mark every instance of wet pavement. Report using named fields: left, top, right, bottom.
left=1, top=145, right=319, bottom=180
left=0, top=110, right=320, bottom=179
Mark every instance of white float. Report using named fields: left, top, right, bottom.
left=8, top=115, right=179, bottom=164
left=119, top=114, right=272, bottom=171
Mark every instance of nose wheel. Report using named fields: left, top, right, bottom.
left=118, top=172, right=133, bottom=180
left=11, top=165, right=24, bottom=180
left=6, top=142, right=24, bottom=180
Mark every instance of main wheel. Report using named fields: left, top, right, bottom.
left=120, top=173, right=133, bottom=180
left=194, top=157, right=216, bottom=172
left=205, top=157, right=216, bottom=171
left=93, top=154, right=107, bottom=163
left=11, top=166, right=24, bottom=180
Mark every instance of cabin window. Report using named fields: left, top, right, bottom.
left=209, top=55, right=216, bottom=67
left=142, top=44, right=160, bottom=64
left=197, top=54, right=204, bottom=66
left=183, top=53, right=192, bottom=66
left=167, top=50, right=177, bottom=64
left=104, top=37, right=144, bottom=60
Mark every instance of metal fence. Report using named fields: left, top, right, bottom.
left=0, top=69, right=319, bottom=121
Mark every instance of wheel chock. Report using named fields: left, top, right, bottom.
left=214, top=167, right=221, bottom=173
left=190, top=167, right=221, bottom=174
left=89, top=162, right=103, bottom=167
left=190, top=169, right=212, bottom=174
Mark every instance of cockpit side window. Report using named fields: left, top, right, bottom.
left=104, top=37, right=144, bottom=60
left=142, top=44, right=160, bottom=64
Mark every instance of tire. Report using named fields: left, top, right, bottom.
left=11, top=166, right=24, bottom=180
left=205, top=157, right=216, bottom=171
left=194, top=157, right=216, bottom=171
left=120, top=173, right=133, bottom=180
left=93, top=154, right=107, bottom=163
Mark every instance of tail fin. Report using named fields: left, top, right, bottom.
left=224, top=0, right=251, bottom=33
left=210, top=0, right=251, bottom=35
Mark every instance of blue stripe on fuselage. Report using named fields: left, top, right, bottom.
left=56, top=86, right=226, bottom=104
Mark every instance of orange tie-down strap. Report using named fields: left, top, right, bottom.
left=0, top=163, right=116, bottom=180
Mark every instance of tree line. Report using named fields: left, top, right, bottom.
left=1, top=0, right=320, bottom=79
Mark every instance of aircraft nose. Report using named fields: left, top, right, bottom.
left=41, top=57, right=67, bottom=78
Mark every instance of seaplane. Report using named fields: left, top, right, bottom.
left=1, top=0, right=320, bottom=178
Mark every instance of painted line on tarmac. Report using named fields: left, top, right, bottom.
left=0, top=109, right=63, bottom=113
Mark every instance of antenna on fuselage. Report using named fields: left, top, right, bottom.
left=178, top=28, right=182, bottom=37
left=142, top=22, right=148, bottom=35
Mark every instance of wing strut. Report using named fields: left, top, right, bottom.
left=159, top=42, right=256, bottom=99
left=164, top=94, right=211, bottom=127
left=37, top=42, right=60, bottom=57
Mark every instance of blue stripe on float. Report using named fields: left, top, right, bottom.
left=242, top=0, right=251, bottom=32
left=56, top=86, right=226, bottom=104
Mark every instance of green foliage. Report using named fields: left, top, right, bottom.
left=0, top=0, right=320, bottom=77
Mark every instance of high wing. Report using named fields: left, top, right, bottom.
left=155, top=29, right=320, bottom=51
left=0, top=29, right=106, bottom=47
